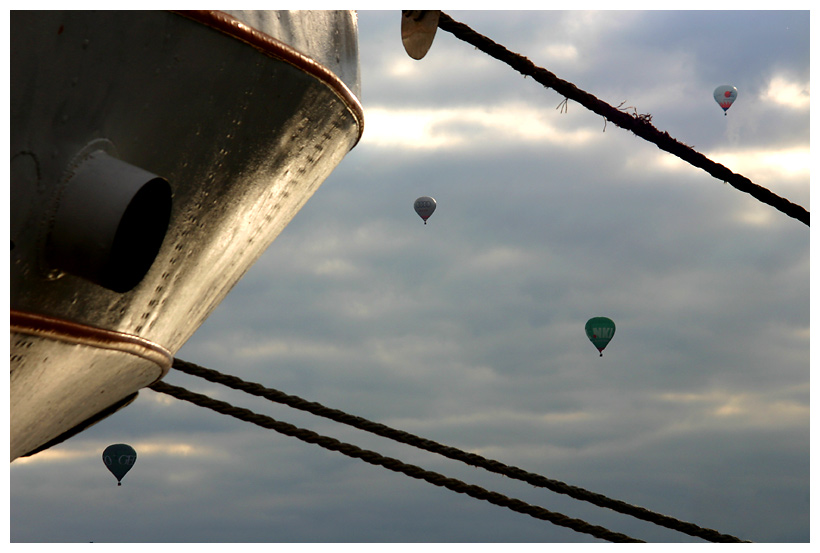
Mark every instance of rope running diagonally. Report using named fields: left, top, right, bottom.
left=170, top=358, right=749, bottom=543
left=435, top=12, right=808, bottom=227
left=147, top=379, right=642, bottom=543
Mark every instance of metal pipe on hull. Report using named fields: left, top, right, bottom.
left=10, top=10, right=363, bottom=460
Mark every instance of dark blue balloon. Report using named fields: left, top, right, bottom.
left=102, top=444, right=137, bottom=486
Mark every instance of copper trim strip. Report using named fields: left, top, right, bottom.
left=174, top=10, right=365, bottom=146
left=10, top=310, right=173, bottom=377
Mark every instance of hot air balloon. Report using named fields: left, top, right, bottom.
left=102, top=443, right=137, bottom=486
left=585, top=317, right=616, bottom=357
left=713, top=85, right=737, bottom=115
left=414, top=196, right=436, bottom=224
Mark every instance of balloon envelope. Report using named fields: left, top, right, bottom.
left=713, top=85, right=737, bottom=113
left=585, top=317, right=616, bottom=356
left=102, top=443, right=137, bottom=485
left=414, top=196, right=436, bottom=224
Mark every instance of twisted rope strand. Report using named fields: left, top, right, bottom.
left=436, top=12, right=808, bottom=227
left=148, top=379, right=642, bottom=543
left=171, top=358, right=748, bottom=543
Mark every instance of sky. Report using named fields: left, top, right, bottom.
left=8, top=7, right=812, bottom=545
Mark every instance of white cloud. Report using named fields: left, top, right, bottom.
left=237, top=338, right=348, bottom=361
left=762, top=76, right=810, bottom=109
left=361, top=103, right=602, bottom=150
left=655, top=387, right=808, bottom=429
left=714, top=147, right=811, bottom=179
left=731, top=203, right=779, bottom=227
left=450, top=245, right=540, bottom=276
left=541, top=43, right=580, bottom=63
left=559, top=10, right=643, bottom=38
left=11, top=440, right=203, bottom=465
left=631, top=146, right=810, bottom=191
left=314, top=257, right=360, bottom=277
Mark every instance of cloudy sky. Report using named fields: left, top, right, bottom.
left=9, top=8, right=811, bottom=544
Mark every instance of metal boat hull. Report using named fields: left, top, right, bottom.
left=10, top=10, right=363, bottom=460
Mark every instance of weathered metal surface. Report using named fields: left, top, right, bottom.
left=220, top=10, right=361, bottom=98
left=11, top=311, right=172, bottom=459
left=10, top=10, right=363, bottom=460
left=401, top=11, right=440, bottom=60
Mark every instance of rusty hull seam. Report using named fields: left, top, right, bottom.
left=10, top=310, right=173, bottom=379
left=174, top=10, right=365, bottom=146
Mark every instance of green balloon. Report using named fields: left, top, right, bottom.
left=585, top=317, right=616, bottom=357
left=102, top=444, right=137, bottom=486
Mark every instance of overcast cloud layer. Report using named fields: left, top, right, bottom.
left=9, top=9, right=811, bottom=543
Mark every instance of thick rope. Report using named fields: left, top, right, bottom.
left=170, top=358, right=749, bottom=543
left=436, top=12, right=808, bottom=227
left=148, top=380, right=642, bottom=543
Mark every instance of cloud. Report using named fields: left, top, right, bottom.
left=762, top=76, right=810, bottom=109
left=654, top=386, right=809, bottom=428
left=361, top=103, right=602, bottom=151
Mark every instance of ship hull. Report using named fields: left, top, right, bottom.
left=10, top=10, right=363, bottom=460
